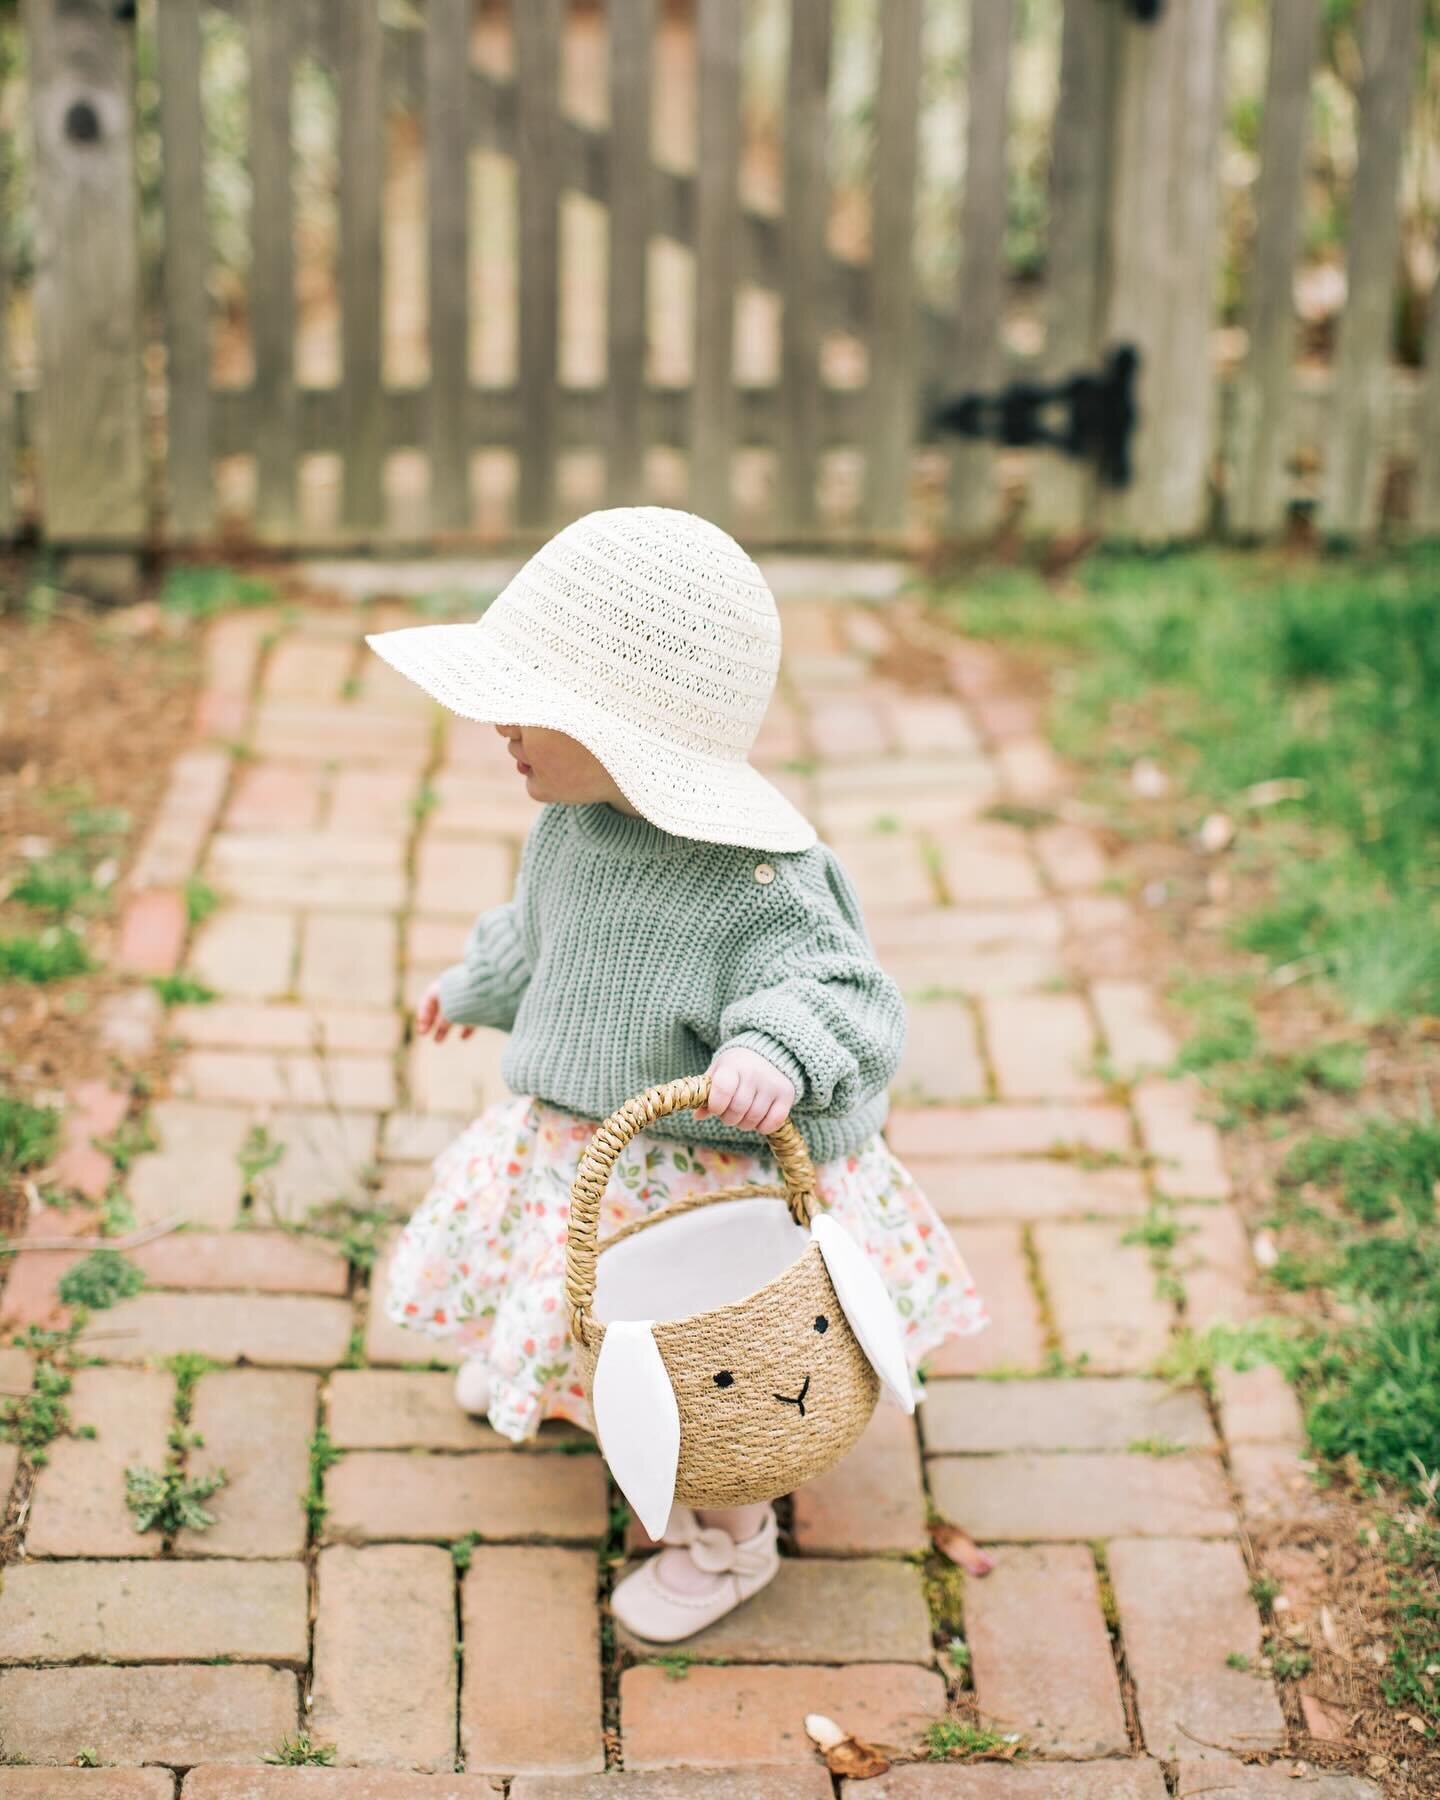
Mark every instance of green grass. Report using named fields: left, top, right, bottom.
left=56, top=1250, right=145, bottom=1311
left=304, top=1427, right=342, bottom=1540
left=263, top=1734, right=337, bottom=1767
left=162, top=564, right=275, bottom=622
left=928, top=546, right=1440, bottom=1023
left=2, top=1323, right=97, bottom=1463
left=8, top=853, right=102, bottom=918
left=0, top=927, right=94, bottom=984
left=149, top=972, right=217, bottom=1007
left=0, top=1092, right=60, bottom=1180
left=923, top=1719, right=1021, bottom=1760
left=183, top=877, right=220, bottom=927
left=1381, top=1511, right=1440, bottom=1731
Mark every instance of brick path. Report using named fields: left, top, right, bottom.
left=0, top=567, right=1365, bottom=1796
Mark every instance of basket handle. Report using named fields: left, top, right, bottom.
left=565, top=1072, right=817, bottom=1343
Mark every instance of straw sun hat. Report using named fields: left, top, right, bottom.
left=365, top=506, right=817, bottom=853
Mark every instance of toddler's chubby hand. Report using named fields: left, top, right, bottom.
left=696, top=1045, right=796, bottom=1136
left=416, top=979, right=474, bottom=1045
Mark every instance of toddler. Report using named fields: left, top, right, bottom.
left=367, top=506, right=987, bottom=1642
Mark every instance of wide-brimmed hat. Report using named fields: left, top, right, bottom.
left=365, top=506, right=817, bottom=852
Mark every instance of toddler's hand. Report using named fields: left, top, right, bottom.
left=696, top=1046, right=796, bottom=1135
left=416, top=979, right=473, bottom=1045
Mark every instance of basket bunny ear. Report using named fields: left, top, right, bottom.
left=811, top=1215, right=915, bottom=1413
left=591, top=1321, right=681, bottom=1541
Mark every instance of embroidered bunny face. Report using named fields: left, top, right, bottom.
left=583, top=1213, right=914, bottom=1539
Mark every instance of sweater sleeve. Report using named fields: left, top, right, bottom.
left=436, top=899, right=532, bottom=1030
left=714, top=847, right=905, bottom=1118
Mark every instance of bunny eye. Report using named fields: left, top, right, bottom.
left=713, top=1371, right=734, bottom=1389
left=814, top=1314, right=829, bottom=1334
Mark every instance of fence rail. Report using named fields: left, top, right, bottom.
left=1, top=0, right=1437, bottom=554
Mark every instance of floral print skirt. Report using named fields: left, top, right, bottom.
left=385, top=1094, right=989, bottom=1443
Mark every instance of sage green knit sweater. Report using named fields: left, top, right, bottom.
left=437, top=801, right=905, bottom=1162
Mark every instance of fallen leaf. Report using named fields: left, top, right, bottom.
left=803, top=1713, right=890, bottom=1779
left=1300, top=1692, right=1350, bottom=1742
left=931, top=1523, right=994, bottom=1577
left=1318, top=1605, right=1345, bottom=1658
left=825, top=1737, right=891, bottom=1779
left=1252, top=1230, right=1279, bottom=1269
left=1409, top=1715, right=1429, bottom=1735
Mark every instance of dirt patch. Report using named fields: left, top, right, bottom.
left=0, top=574, right=204, bottom=1229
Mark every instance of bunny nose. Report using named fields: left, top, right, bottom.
left=773, top=1374, right=810, bottom=1417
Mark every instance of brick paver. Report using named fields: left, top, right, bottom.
left=190, top=905, right=298, bottom=999
left=128, top=1099, right=253, bottom=1228
left=327, top=1369, right=505, bottom=1450
left=856, top=1767, right=1169, bottom=1798
left=887, top=1102, right=1132, bottom=1159
left=922, top=1377, right=1214, bottom=1455
left=0, top=1665, right=299, bottom=1765
left=981, top=993, right=1104, bottom=1101
left=131, top=1229, right=348, bottom=1295
left=790, top=1402, right=928, bottom=1553
left=323, top=1449, right=609, bottom=1543
left=965, top=1544, right=1128, bottom=1755
left=26, top=1368, right=173, bottom=1557
left=310, top=1545, right=457, bottom=1771
left=0, top=1776, right=173, bottom=1798
left=922, top=1223, right=1045, bottom=1375
left=182, top=1777, right=504, bottom=1799
left=509, top=1774, right=832, bottom=1799
left=1111, top=1538, right=1287, bottom=1760
left=908, top=1154, right=1148, bottom=1220
left=617, top=1557, right=932, bottom=1664
left=1033, top=1221, right=1176, bottom=1371
left=0, top=1560, right=307, bottom=1664
left=0, top=579, right=1311, bottom=1778
left=461, top=1547, right=604, bottom=1774
left=94, top=1291, right=353, bottom=1368
left=177, top=1370, right=320, bottom=1556
left=1173, top=1761, right=1381, bottom=1797
left=928, top=1451, right=1234, bottom=1540
left=620, top=1663, right=945, bottom=1767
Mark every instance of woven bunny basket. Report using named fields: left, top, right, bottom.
left=566, top=1073, right=914, bottom=1539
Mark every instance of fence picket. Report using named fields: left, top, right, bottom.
left=691, top=2, right=741, bottom=524
left=1415, top=231, right=1440, bottom=534
left=0, top=151, right=12, bottom=539
left=1100, top=0, right=1224, bottom=541
left=23, top=0, right=146, bottom=544
left=775, top=0, right=831, bottom=536
left=157, top=0, right=212, bottom=540
left=1228, top=0, right=1319, bottom=538
left=865, top=0, right=923, bottom=537
left=514, top=0, right=562, bottom=531
left=1320, top=0, right=1422, bottom=538
left=606, top=0, right=656, bottom=508
left=249, top=0, right=298, bottom=537
left=945, top=0, right=1014, bottom=539
left=1026, top=0, right=1117, bottom=538
left=339, top=1, right=385, bottom=533
left=426, top=0, right=471, bottom=532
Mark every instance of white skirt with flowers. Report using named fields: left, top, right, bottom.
left=385, top=1094, right=989, bottom=1443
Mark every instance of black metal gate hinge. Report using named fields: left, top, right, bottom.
left=927, top=344, right=1139, bottom=490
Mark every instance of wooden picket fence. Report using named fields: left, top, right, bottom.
left=2, top=0, right=1437, bottom=554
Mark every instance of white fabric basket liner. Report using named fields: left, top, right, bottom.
left=591, top=1195, right=810, bottom=1326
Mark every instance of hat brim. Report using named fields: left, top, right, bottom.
left=366, top=620, right=818, bottom=853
